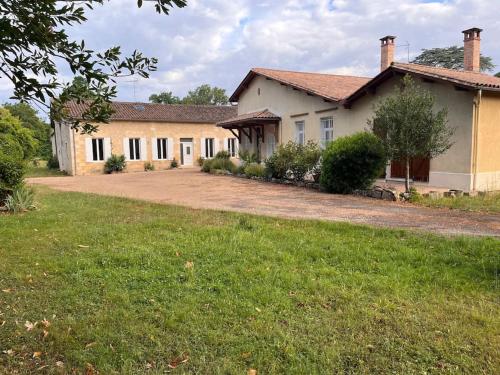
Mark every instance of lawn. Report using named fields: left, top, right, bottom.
left=25, top=161, right=67, bottom=178
left=414, top=192, right=500, bottom=214
left=0, top=187, right=499, bottom=374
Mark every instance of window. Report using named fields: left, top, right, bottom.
left=295, top=121, right=305, bottom=145
left=91, top=138, right=104, bottom=161
left=227, top=138, right=237, bottom=157
left=320, top=117, right=334, bottom=148
left=129, top=138, right=141, bottom=160
left=204, top=138, right=215, bottom=158
left=156, top=138, right=168, bottom=160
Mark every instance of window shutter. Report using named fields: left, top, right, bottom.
left=167, top=138, right=174, bottom=160
left=213, top=138, right=219, bottom=155
left=140, top=138, right=147, bottom=160
left=223, top=138, right=228, bottom=151
left=235, top=138, right=240, bottom=157
left=152, top=138, right=158, bottom=160
left=103, top=138, right=112, bottom=160
left=123, top=138, right=129, bottom=161
left=85, top=138, right=93, bottom=162
left=200, top=138, right=206, bottom=159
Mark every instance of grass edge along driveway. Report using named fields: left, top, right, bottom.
left=0, top=187, right=499, bottom=374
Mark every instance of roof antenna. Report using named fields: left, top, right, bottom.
left=397, top=41, right=411, bottom=63
left=124, top=77, right=139, bottom=102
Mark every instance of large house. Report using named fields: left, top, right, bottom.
left=218, top=28, right=500, bottom=192
left=53, top=102, right=238, bottom=175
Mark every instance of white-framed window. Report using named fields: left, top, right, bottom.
left=320, top=117, right=334, bottom=148
left=227, top=138, right=237, bottom=157
left=204, top=138, right=215, bottom=158
left=295, top=121, right=305, bottom=145
left=128, top=138, right=141, bottom=160
left=156, top=138, right=168, bottom=160
left=91, top=138, right=104, bottom=161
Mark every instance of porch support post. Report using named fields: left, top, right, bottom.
left=229, top=128, right=241, bottom=143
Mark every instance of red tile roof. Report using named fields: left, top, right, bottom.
left=230, top=68, right=371, bottom=102
left=217, top=109, right=280, bottom=127
left=65, top=101, right=238, bottom=124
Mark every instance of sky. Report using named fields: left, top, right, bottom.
left=1, top=0, right=499, bottom=108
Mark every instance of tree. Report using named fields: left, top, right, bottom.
left=369, top=75, right=454, bottom=193
left=3, top=103, right=52, bottom=159
left=182, top=84, right=229, bottom=105
left=0, top=0, right=187, bottom=134
left=495, top=72, right=500, bottom=78
left=149, top=91, right=182, bottom=104
left=0, top=107, right=37, bottom=161
left=412, top=46, right=494, bottom=72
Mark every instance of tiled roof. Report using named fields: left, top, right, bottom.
left=217, top=109, right=280, bottom=127
left=392, top=63, right=500, bottom=89
left=230, top=68, right=371, bottom=102
left=65, top=101, right=238, bottom=124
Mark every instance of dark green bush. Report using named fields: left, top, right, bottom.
left=144, top=161, right=155, bottom=171
left=215, top=150, right=230, bottom=159
left=170, top=158, right=179, bottom=168
left=47, top=154, right=59, bottom=170
left=239, top=150, right=259, bottom=165
left=201, top=154, right=236, bottom=174
left=0, top=154, right=25, bottom=200
left=104, top=154, right=126, bottom=174
left=265, top=141, right=321, bottom=182
left=201, top=158, right=213, bottom=173
left=320, top=132, right=387, bottom=194
left=244, top=163, right=265, bottom=178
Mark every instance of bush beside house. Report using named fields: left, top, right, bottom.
left=320, top=132, right=387, bottom=194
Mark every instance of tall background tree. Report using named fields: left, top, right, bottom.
left=182, top=84, right=229, bottom=105
left=495, top=72, right=500, bottom=78
left=3, top=103, right=51, bottom=159
left=0, top=0, right=187, bottom=134
left=369, top=75, right=454, bottom=193
left=412, top=46, right=495, bottom=72
left=149, top=91, right=182, bottom=104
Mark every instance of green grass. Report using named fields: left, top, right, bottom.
left=25, top=161, right=66, bottom=178
left=415, top=192, right=500, bottom=213
left=0, top=187, right=499, bottom=374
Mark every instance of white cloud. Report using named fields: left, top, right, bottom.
left=1, top=0, right=499, bottom=105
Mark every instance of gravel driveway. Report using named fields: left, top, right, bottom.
left=29, top=169, right=500, bottom=237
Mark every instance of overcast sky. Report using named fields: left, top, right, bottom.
left=1, top=0, right=499, bottom=108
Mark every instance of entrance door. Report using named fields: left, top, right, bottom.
left=390, top=157, right=430, bottom=182
left=180, top=139, right=194, bottom=166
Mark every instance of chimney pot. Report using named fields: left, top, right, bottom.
left=380, top=36, right=396, bottom=71
left=462, top=27, right=482, bottom=72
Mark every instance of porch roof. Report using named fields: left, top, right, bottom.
left=217, top=109, right=280, bottom=128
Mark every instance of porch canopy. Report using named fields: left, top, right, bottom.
left=216, top=109, right=280, bottom=144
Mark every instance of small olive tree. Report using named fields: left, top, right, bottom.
left=369, top=75, right=454, bottom=192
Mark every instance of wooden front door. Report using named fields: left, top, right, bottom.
left=390, top=157, right=430, bottom=182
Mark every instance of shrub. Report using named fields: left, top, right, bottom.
left=104, top=154, right=126, bottom=174
left=239, top=150, right=259, bottom=165
left=265, top=141, right=321, bottom=182
left=170, top=158, right=179, bottom=168
left=244, top=163, right=265, bottom=178
left=210, top=157, right=236, bottom=173
left=4, top=185, right=36, bottom=213
left=197, top=156, right=205, bottom=167
left=47, top=154, right=59, bottom=170
left=320, top=132, right=387, bottom=194
left=201, top=158, right=213, bottom=173
left=144, top=161, right=155, bottom=171
left=0, top=155, right=25, bottom=200
left=215, top=150, right=230, bottom=160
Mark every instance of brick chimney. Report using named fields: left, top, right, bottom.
left=380, top=36, right=396, bottom=71
left=463, top=27, right=482, bottom=72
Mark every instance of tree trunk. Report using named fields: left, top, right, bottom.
left=405, top=157, right=411, bottom=193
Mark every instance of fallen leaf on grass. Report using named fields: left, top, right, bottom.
left=25, top=321, right=37, bottom=331
left=248, top=369, right=258, bottom=375
left=2, top=349, right=14, bottom=356
left=2, top=289, right=12, bottom=293
left=78, top=245, right=90, bottom=248
left=85, top=363, right=95, bottom=375
left=85, top=342, right=97, bottom=349
left=168, top=353, right=189, bottom=369
left=184, top=261, right=194, bottom=269
left=255, top=307, right=261, bottom=313
left=55, top=361, right=64, bottom=368
left=42, top=330, right=49, bottom=339
left=41, top=318, right=51, bottom=328
left=32, top=351, right=42, bottom=358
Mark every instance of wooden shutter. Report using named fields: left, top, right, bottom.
left=85, top=138, right=93, bottom=162
left=167, top=138, right=174, bottom=160
left=140, top=138, right=147, bottom=160
left=152, top=138, right=158, bottom=160
left=123, top=138, right=129, bottom=161
left=200, top=138, right=206, bottom=159
left=103, top=138, right=112, bottom=160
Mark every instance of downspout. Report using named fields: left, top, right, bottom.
left=472, top=89, right=482, bottom=191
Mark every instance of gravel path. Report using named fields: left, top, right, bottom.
left=29, top=169, right=500, bottom=237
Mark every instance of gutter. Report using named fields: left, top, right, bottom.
left=472, top=89, right=482, bottom=191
